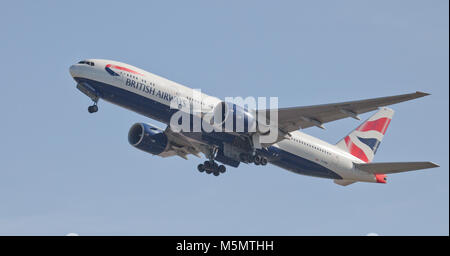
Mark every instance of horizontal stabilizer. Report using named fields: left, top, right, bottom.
left=355, top=161, right=439, bottom=174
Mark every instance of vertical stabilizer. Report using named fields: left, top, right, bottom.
left=336, top=107, right=394, bottom=163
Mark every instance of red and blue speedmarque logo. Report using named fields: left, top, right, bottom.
left=105, top=64, right=143, bottom=76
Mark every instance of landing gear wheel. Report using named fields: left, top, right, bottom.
left=254, top=155, right=261, bottom=165
left=261, top=158, right=268, bottom=166
left=200, top=147, right=224, bottom=176
left=218, top=165, right=226, bottom=173
left=88, top=104, right=98, bottom=113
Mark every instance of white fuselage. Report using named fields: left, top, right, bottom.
left=69, top=59, right=379, bottom=183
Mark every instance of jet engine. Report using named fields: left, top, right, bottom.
left=128, top=123, right=169, bottom=155
left=211, top=101, right=257, bottom=133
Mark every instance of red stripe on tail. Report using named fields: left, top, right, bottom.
left=357, top=117, right=391, bottom=134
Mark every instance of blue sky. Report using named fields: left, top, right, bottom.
left=0, top=1, right=448, bottom=235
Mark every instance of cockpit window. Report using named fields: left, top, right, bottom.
left=78, top=60, right=95, bottom=66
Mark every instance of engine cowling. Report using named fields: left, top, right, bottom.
left=128, top=123, right=169, bottom=155
left=211, top=101, right=257, bottom=133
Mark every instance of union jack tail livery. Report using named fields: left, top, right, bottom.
left=336, top=107, right=394, bottom=163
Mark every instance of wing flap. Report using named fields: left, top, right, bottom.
left=157, top=126, right=204, bottom=160
left=355, top=161, right=439, bottom=174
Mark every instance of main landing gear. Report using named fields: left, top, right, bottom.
left=253, top=154, right=268, bottom=166
left=88, top=103, right=98, bottom=113
left=239, top=153, right=268, bottom=166
left=197, top=161, right=226, bottom=176
left=197, top=146, right=226, bottom=176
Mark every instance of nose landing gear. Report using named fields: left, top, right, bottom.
left=76, top=83, right=99, bottom=114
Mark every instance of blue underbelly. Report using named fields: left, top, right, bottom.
left=75, top=77, right=176, bottom=123
left=259, top=146, right=342, bottom=179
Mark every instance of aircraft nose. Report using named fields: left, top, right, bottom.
left=69, top=64, right=79, bottom=78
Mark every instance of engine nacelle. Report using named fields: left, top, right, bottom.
left=128, top=123, right=169, bottom=155
left=211, top=101, right=257, bottom=133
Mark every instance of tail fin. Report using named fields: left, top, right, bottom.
left=336, top=107, right=394, bottom=163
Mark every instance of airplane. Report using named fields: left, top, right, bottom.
left=69, top=59, right=439, bottom=186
